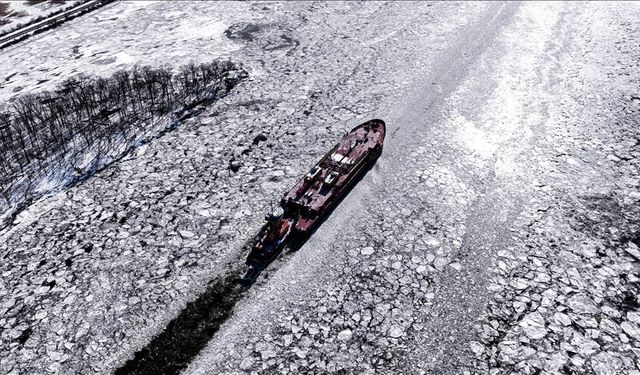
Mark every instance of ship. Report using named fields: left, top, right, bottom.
left=244, top=119, right=385, bottom=276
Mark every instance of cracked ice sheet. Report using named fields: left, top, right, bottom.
left=186, top=2, right=640, bottom=375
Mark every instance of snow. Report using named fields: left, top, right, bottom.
left=454, top=115, right=497, bottom=159
left=0, top=1, right=81, bottom=35
left=0, top=1, right=245, bottom=102
left=2, top=1, right=640, bottom=375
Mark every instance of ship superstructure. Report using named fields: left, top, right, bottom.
left=246, top=119, right=385, bottom=268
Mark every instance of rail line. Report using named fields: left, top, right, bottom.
left=0, top=0, right=115, bottom=50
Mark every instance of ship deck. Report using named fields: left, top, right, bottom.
left=283, top=120, right=385, bottom=215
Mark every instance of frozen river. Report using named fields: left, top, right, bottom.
left=1, top=2, right=640, bottom=374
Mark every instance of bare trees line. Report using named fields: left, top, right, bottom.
left=0, top=60, right=244, bottom=222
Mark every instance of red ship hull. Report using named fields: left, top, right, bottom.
left=246, top=119, right=385, bottom=267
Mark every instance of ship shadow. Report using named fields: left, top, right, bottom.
left=114, top=264, right=249, bottom=375
left=114, top=153, right=382, bottom=375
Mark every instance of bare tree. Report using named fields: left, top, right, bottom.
left=0, top=60, right=244, bottom=220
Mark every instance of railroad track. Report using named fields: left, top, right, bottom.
left=0, top=0, right=115, bottom=50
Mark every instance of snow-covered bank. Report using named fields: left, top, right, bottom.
left=0, top=1, right=82, bottom=36
left=0, top=60, right=246, bottom=231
